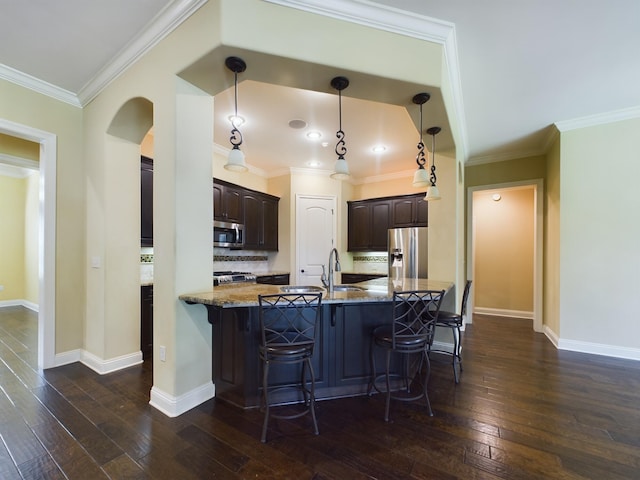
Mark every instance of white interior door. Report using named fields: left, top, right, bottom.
left=296, top=195, right=336, bottom=286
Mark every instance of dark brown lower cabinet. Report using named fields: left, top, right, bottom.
left=256, top=274, right=290, bottom=285
left=206, top=302, right=399, bottom=409
left=141, top=285, right=153, bottom=360
left=341, top=273, right=386, bottom=284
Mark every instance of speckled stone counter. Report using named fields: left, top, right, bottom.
left=179, top=277, right=452, bottom=308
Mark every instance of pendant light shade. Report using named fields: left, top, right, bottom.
left=224, top=56, right=248, bottom=172
left=411, top=93, right=431, bottom=188
left=424, top=126, right=442, bottom=201
left=330, top=76, right=350, bottom=180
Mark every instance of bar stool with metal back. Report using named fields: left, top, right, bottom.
left=368, top=289, right=444, bottom=421
left=430, top=280, right=472, bottom=383
left=258, top=293, right=322, bottom=443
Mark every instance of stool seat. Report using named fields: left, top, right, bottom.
left=368, top=290, right=444, bottom=422
left=429, top=280, right=471, bottom=384
left=373, top=325, right=429, bottom=349
left=258, top=293, right=322, bottom=443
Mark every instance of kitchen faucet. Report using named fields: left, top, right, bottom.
left=321, top=248, right=341, bottom=293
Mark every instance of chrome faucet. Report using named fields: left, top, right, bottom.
left=321, top=248, right=341, bottom=293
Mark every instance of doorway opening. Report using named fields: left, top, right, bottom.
left=0, top=118, right=57, bottom=368
left=467, top=179, right=543, bottom=332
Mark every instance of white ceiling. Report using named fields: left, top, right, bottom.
left=1, top=0, right=639, bottom=179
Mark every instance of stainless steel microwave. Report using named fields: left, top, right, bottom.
left=213, top=220, right=244, bottom=248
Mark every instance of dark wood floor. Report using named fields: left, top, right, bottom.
left=0, top=306, right=639, bottom=479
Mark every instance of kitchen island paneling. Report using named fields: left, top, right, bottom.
left=180, top=278, right=453, bottom=409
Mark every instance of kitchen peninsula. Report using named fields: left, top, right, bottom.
left=180, top=277, right=453, bottom=409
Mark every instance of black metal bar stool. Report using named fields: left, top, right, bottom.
left=368, top=289, right=444, bottom=421
left=430, top=280, right=472, bottom=383
left=258, top=293, right=322, bottom=443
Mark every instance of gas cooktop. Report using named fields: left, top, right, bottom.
left=213, top=271, right=257, bottom=286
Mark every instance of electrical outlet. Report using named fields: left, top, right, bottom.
left=0, top=285, right=4, bottom=291
left=159, top=345, right=166, bottom=362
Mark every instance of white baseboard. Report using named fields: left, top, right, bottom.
left=431, top=340, right=454, bottom=354
left=149, top=382, right=215, bottom=418
left=0, top=299, right=39, bottom=311
left=543, top=325, right=559, bottom=348
left=54, top=349, right=82, bottom=367
left=557, top=337, right=640, bottom=361
left=81, top=350, right=143, bottom=375
left=473, top=307, right=533, bottom=319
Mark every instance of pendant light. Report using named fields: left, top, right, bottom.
left=224, top=56, right=247, bottom=172
left=330, top=76, right=350, bottom=180
left=424, top=126, right=442, bottom=201
left=411, top=92, right=431, bottom=188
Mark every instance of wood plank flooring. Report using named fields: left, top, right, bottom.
left=0, top=305, right=639, bottom=479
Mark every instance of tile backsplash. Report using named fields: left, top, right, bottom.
left=352, top=254, right=388, bottom=274
left=213, top=248, right=270, bottom=273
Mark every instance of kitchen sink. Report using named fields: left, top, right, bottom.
left=332, top=285, right=366, bottom=292
left=280, top=285, right=324, bottom=294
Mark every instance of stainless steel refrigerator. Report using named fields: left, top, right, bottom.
left=388, top=227, right=428, bottom=279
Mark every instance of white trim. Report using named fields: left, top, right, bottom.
left=0, top=64, right=80, bottom=107
left=0, top=119, right=56, bottom=370
left=473, top=307, right=533, bottom=320
left=0, top=300, right=38, bottom=311
left=555, top=105, right=640, bottom=132
left=77, top=0, right=207, bottom=105
left=557, top=338, right=640, bottom=362
left=467, top=179, right=544, bottom=332
left=81, top=350, right=143, bottom=375
left=264, top=0, right=468, bottom=161
left=431, top=340, right=454, bottom=354
left=149, top=382, right=215, bottom=418
left=54, top=349, right=82, bottom=367
left=543, top=325, right=559, bottom=349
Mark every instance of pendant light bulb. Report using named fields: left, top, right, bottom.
left=224, top=56, right=247, bottom=172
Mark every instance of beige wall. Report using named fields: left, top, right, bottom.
left=0, top=175, right=26, bottom=301
left=24, top=172, right=40, bottom=304
left=559, top=117, right=640, bottom=350
left=473, top=188, right=534, bottom=313
left=0, top=171, right=39, bottom=304
left=0, top=78, right=85, bottom=354
left=0, top=133, right=39, bottom=160
left=544, top=135, right=561, bottom=335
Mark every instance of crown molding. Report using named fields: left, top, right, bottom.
left=265, top=0, right=469, bottom=161
left=77, top=0, right=207, bottom=106
left=0, top=63, right=81, bottom=107
left=352, top=168, right=416, bottom=186
left=555, top=105, right=640, bottom=132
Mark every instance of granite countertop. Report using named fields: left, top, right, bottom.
left=179, top=277, right=453, bottom=308
left=254, top=271, right=290, bottom=277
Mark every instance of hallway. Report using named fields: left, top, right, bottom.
left=0, top=306, right=639, bottom=479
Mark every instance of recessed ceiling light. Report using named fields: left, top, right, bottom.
left=321, top=142, right=329, bottom=148
left=288, top=119, right=307, bottom=129
left=307, top=160, right=322, bottom=167
left=492, top=193, right=502, bottom=201
left=228, top=115, right=245, bottom=126
left=306, top=131, right=322, bottom=139
left=372, top=145, right=387, bottom=153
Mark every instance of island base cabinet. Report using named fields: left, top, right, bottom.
left=209, top=306, right=329, bottom=409
left=207, top=302, right=403, bottom=409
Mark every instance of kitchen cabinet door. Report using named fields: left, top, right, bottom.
left=347, top=202, right=371, bottom=251
left=256, top=273, right=290, bottom=285
left=243, top=192, right=279, bottom=251
left=391, top=194, right=428, bottom=228
left=140, top=285, right=153, bottom=360
left=213, top=181, right=243, bottom=223
left=370, top=201, right=391, bottom=250
left=347, top=200, right=390, bottom=252
left=140, top=156, right=153, bottom=246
